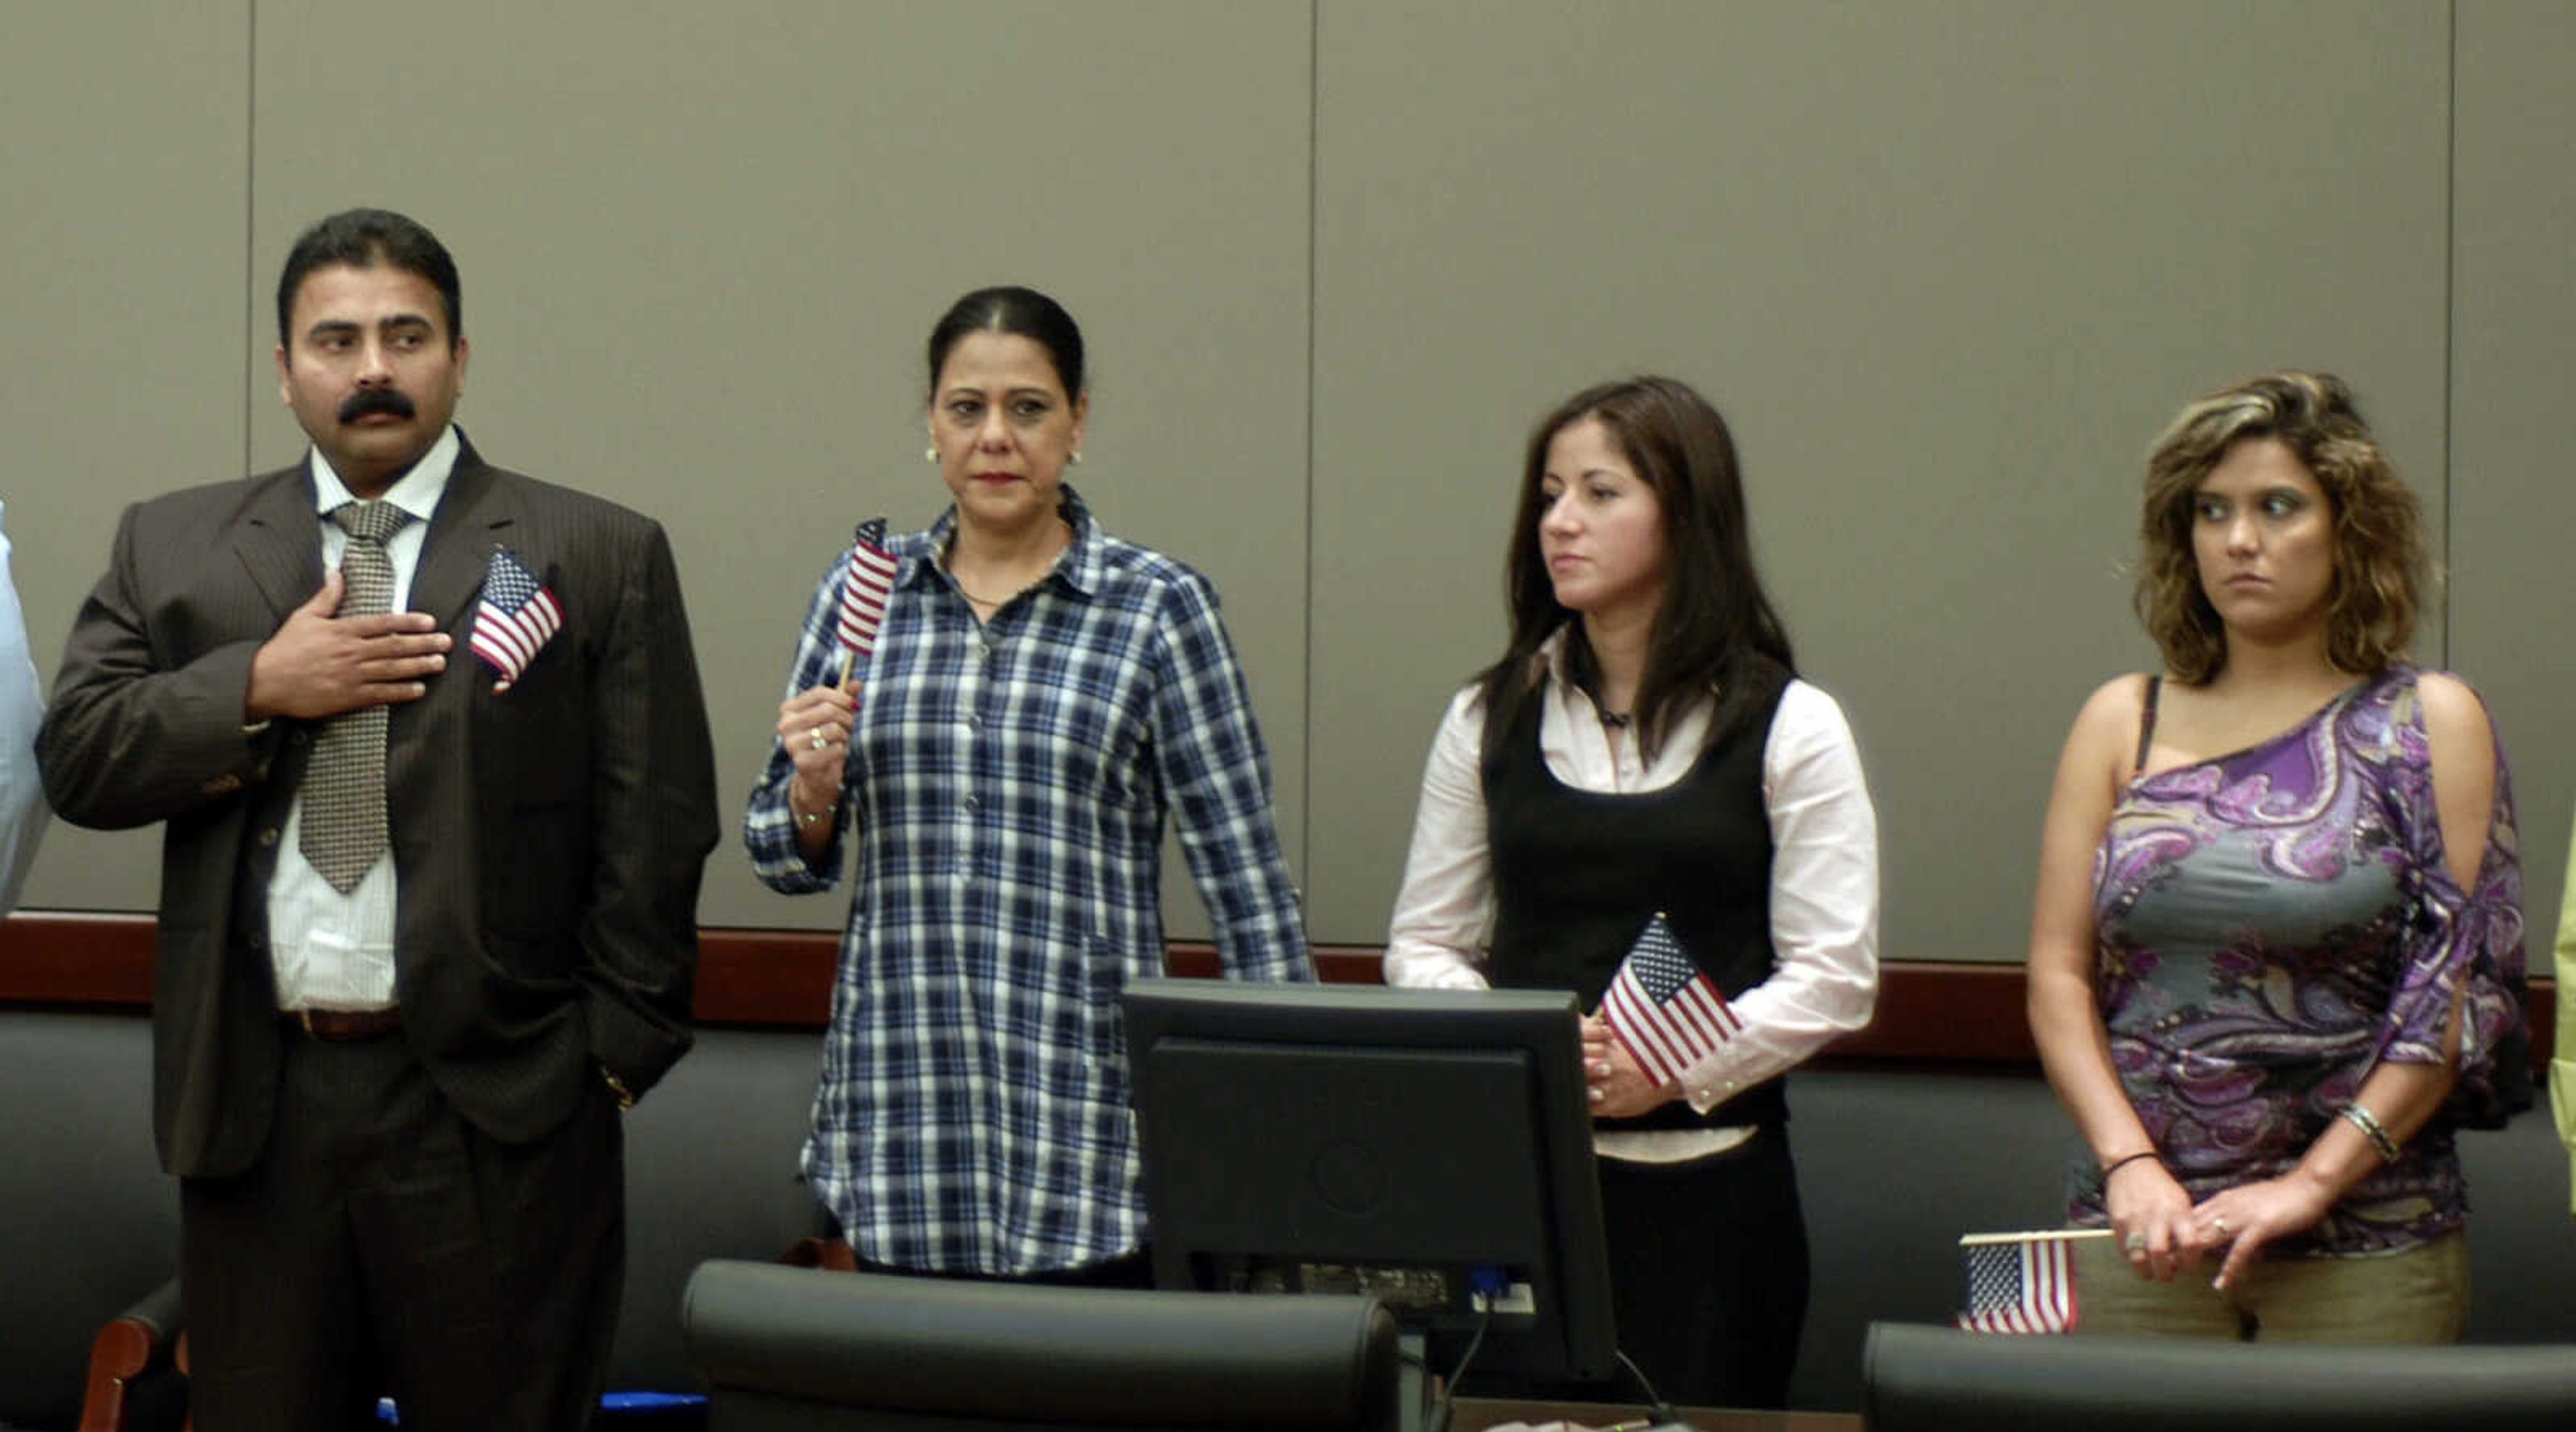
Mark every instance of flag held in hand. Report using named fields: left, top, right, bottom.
left=835, top=518, right=898, bottom=674
left=470, top=546, right=562, bottom=693
left=1599, top=911, right=1741, bottom=1087
left=1955, top=1230, right=2090, bottom=1334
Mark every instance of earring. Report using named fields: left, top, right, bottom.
left=1069, top=450, right=1083, bottom=466
left=925, top=446, right=938, bottom=463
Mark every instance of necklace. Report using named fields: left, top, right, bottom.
left=949, top=519, right=1071, bottom=610
left=952, top=576, right=1013, bottom=608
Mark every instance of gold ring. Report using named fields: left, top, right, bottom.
left=2213, top=1216, right=2231, bottom=1237
left=808, top=726, right=828, bottom=752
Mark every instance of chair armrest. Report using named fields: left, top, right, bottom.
left=80, top=1275, right=185, bottom=1432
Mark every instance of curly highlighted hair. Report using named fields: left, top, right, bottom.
left=2135, top=371, right=2422, bottom=684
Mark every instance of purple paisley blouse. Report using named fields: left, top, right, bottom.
left=2068, top=666, right=2526, bottom=1256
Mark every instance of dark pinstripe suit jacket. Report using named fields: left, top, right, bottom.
left=38, top=438, right=719, bottom=1178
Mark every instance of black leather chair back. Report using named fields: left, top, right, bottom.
left=682, top=1261, right=1403, bottom=1432
left=1863, top=1321, right=2576, bottom=1431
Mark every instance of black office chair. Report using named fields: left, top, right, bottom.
left=681, top=1260, right=1403, bottom=1432
left=1862, top=1321, right=2576, bottom=1431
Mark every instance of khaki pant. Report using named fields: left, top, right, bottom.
left=2068, top=1228, right=2468, bottom=1343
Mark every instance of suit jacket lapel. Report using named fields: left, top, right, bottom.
left=411, top=441, right=519, bottom=631
left=233, top=466, right=325, bottom=621
left=388, top=442, right=519, bottom=813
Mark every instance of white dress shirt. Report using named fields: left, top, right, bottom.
left=1387, top=639, right=1880, bottom=1162
left=266, top=427, right=458, bottom=1011
left=0, top=497, right=51, bottom=914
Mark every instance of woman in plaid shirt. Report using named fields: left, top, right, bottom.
left=745, top=287, right=1312, bottom=1282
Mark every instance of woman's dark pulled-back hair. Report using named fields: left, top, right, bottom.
left=2136, top=370, right=2422, bottom=684
left=275, top=207, right=462, bottom=348
left=926, top=286, right=1085, bottom=399
left=1476, top=376, right=1796, bottom=764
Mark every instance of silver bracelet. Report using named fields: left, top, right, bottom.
left=2341, top=1103, right=2402, bottom=1163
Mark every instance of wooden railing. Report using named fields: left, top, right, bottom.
left=3, top=912, right=2553, bottom=1070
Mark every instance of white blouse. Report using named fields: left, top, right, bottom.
left=1385, top=652, right=1880, bottom=1161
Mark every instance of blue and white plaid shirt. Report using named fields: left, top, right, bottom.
left=746, top=488, right=1312, bottom=1274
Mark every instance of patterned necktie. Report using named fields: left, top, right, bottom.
left=301, top=500, right=415, bottom=892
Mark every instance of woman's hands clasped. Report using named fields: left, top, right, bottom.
left=2107, top=1159, right=2335, bottom=1290
left=2103, top=1156, right=2207, bottom=1283
left=2189, top=1170, right=2336, bottom=1292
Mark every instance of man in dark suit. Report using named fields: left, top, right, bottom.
left=38, top=208, right=718, bottom=1431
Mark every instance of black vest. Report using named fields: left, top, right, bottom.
left=1482, top=681, right=1789, bottom=1131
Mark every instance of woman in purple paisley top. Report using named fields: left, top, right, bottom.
left=2025, top=372, right=2526, bottom=1341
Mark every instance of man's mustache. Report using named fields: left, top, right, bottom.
left=339, top=388, right=416, bottom=423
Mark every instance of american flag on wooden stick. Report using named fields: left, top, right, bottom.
left=1598, top=912, right=1741, bottom=1086
left=835, top=518, right=898, bottom=675
left=470, top=546, right=562, bottom=693
left=1955, top=1230, right=2092, bottom=1334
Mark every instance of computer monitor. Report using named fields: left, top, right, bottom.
left=1123, top=978, right=1618, bottom=1389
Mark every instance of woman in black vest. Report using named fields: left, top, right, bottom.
left=1387, top=376, right=1880, bottom=1409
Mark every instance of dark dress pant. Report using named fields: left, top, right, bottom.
left=180, top=1025, right=623, bottom=1432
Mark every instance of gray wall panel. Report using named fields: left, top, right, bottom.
left=8, top=2, right=2561, bottom=989
left=6, top=3, right=251, bottom=911
left=1306, top=1, right=2451, bottom=954
left=2452, top=0, right=2576, bottom=976
left=245, top=0, right=1315, bottom=931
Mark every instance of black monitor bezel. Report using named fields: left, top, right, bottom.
left=1124, top=978, right=1619, bottom=1386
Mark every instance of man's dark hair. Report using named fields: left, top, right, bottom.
left=274, top=207, right=462, bottom=348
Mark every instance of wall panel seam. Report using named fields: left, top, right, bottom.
left=241, top=0, right=260, bottom=481
left=2442, top=0, right=2457, bottom=662
left=1301, top=0, right=1321, bottom=902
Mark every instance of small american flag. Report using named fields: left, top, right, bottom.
left=1599, top=912, right=1741, bottom=1087
left=470, top=546, right=562, bottom=693
left=835, top=518, right=899, bottom=670
left=1955, top=1231, right=2084, bottom=1334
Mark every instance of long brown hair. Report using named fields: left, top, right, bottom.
left=1475, top=376, right=1794, bottom=764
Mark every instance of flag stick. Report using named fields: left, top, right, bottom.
left=1958, top=1228, right=2116, bottom=1247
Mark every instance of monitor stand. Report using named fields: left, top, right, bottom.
left=1402, top=1329, right=1438, bottom=1432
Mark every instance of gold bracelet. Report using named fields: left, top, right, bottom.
left=788, top=782, right=835, bottom=829
left=2341, top=1103, right=2402, bottom=1163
